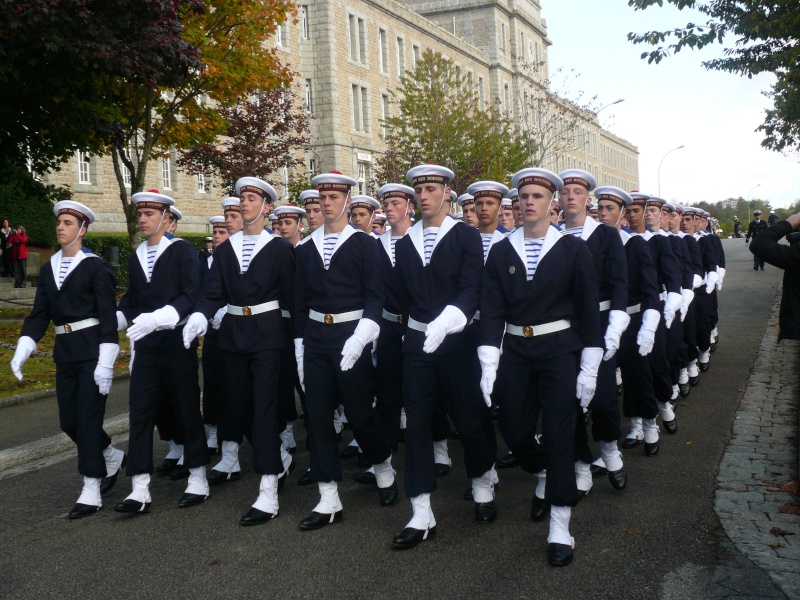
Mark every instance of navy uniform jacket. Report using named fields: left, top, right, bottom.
left=195, top=231, right=294, bottom=353
left=709, top=234, right=726, bottom=269
left=479, top=226, right=602, bottom=362
left=118, top=236, right=201, bottom=353
left=695, top=232, right=719, bottom=274
left=642, top=231, right=681, bottom=294
left=22, top=248, right=118, bottom=363
left=377, top=232, right=405, bottom=318
left=394, top=218, right=482, bottom=355
left=577, top=218, right=628, bottom=311
left=619, top=230, right=661, bottom=312
left=681, top=234, right=704, bottom=281
left=663, top=231, right=693, bottom=291
left=294, top=224, right=384, bottom=350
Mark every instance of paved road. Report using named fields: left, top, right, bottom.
left=0, top=239, right=791, bottom=599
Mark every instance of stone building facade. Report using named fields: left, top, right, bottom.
left=42, top=0, right=639, bottom=233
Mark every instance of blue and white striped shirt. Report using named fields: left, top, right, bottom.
left=524, top=238, right=544, bottom=280
left=391, top=236, right=401, bottom=264
left=423, top=227, right=439, bottom=265
left=563, top=226, right=583, bottom=238
left=323, top=233, right=339, bottom=269
left=58, top=257, right=72, bottom=285
left=480, top=233, right=493, bottom=260
left=241, top=235, right=258, bottom=272
left=146, top=246, right=158, bottom=278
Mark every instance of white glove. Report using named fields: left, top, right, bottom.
left=94, top=343, right=119, bottom=395
left=680, top=289, right=694, bottom=321
left=477, top=345, right=501, bottom=407
left=717, top=267, right=726, bottom=291
left=340, top=319, right=380, bottom=371
left=637, top=309, right=660, bottom=356
left=422, top=305, right=467, bottom=354
left=10, top=336, right=37, bottom=381
left=705, top=271, right=718, bottom=294
left=182, top=312, right=209, bottom=349
left=116, top=311, right=128, bottom=332
left=294, top=338, right=305, bottom=391
left=576, top=347, right=603, bottom=408
left=603, top=310, right=630, bottom=361
left=663, top=292, right=682, bottom=329
left=211, top=306, right=227, bottom=330
left=692, top=274, right=703, bottom=290
left=127, top=305, right=179, bottom=341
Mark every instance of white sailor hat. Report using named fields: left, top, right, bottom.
left=753, top=209, right=762, bottom=215
left=646, top=196, right=667, bottom=207
left=268, top=213, right=277, bottom=222
left=700, top=210, right=710, bottom=218
left=374, top=211, right=387, bottom=223
left=299, top=189, right=321, bottom=205
left=53, top=200, right=96, bottom=225
left=350, top=195, right=380, bottom=211
left=589, top=203, right=598, bottom=213
left=662, top=202, right=677, bottom=213
left=467, top=180, right=510, bottom=201
left=379, top=183, right=415, bottom=203
left=222, top=197, right=241, bottom=212
left=205, top=236, right=212, bottom=242
left=683, top=206, right=700, bottom=216
left=558, top=169, right=596, bottom=191
left=209, top=215, right=226, bottom=226
left=132, top=190, right=174, bottom=210
left=507, top=188, right=519, bottom=201
left=274, top=204, right=307, bottom=218
left=169, top=206, right=183, bottom=220
left=594, top=186, right=633, bottom=207
left=406, top=164, right=454, bottom=186
left=450, top=190, right=458, bottom=202
left=235, top=177, right=278, bottom=202
left=457, top=193, right=474, bottom=207
left=671, top=203, right=685, bottom=214
left=511, top=168, right=563, bottom=194
left=311, top=171, right=358, bottom=192
left=629, top=191, right=650, bottom=206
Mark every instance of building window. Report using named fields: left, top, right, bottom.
left=309, top=158, right=317, bottom=175
left=348, top=15, right=366, bottom=63
left=380, top=93, right=390, bottom=138
left=361, top=88, right=370, bottom=132
left=478, top=77, right=485, bottom=110
left=305, top=79, right=313, bottom=113
left=357, top=162, right=368, bottom=195
left=503, top=83, right=510, bottom=114
left=351, top=84, right=369, bottom=132
left=412, top=44, right=420, bottom=70
left=196, top=173, right=207, bottom=193
left=282, top=166, right=289, bottom=197
left=378, top=29, right=388, bottom=73
left=529, top=41, right=533, bottom=62
left=501, top=23, right=506, bottom=54
left=122, top=148, right=132, bottom=187
left=275, top=21, right=288, bottom=47
left=77, top=151, right=91, bottom=184
left=520, top=32, right=525, bottom=58
left=300, top=6, right=309, bottom=39
left=161, top=154, right=172, bottom=190
left=396, top=37, right=405, bottom=77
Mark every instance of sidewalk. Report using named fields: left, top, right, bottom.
left=714, top=291, right=800, bottom=599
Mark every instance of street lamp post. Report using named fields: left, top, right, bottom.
left=584, top=98, right=624, bottom=171
left=657, top=145, right=685, bottom=196
left=746, top=184, right=761, bottom=228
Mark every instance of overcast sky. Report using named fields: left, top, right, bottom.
left=542, top=0, right=800, bottom=208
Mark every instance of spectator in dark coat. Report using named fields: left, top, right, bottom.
left=8, top=225, right=29, bottom=288
left=0, top=218, right=11, bottom=278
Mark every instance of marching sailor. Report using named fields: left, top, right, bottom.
left=458, top=193, right=479, bottom=228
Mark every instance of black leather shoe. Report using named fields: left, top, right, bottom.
left=297, top=470, right=314, bottom=486
left=100, top=454, right=127, bottom=495
left=496, top=452, right=519, bottom=469
left=207, top=470, right=241, bottom=485
left=353, top=470, right=377, bottom=485
left=240, top=507, right=277, bottom=526
left=357, top=453, right=370, bottom=468
left=475, top=500, right=497, bottom=523
left=491, top=404, right=500, bottom=420
left=689, top=375, right=700, bottom=387
left=392, top=526, right=436, bottom=549
left=154, top=458, right=179, bottom=475
left=299, top=510, right=343, bottom=530
left=339, top=446, right=359, bottom=460
left=530, top=495, right=549, bottom=521
left=710, top=342, right=717, bottom=353
left=463, top=486, right=473, bottom=501
left=178, top=492, right=208, bottom=508
left=644, top=441, right=660, bottom=457
left=590, top=463, right=608, bottom=479
left=663, top=419, right=678, bottom=434
left=68, top=503, right=101, bottom=519
left=679, top=383, right=691, bottom=397
left=698, top=361, right=709, bottom=373
left=114, top=499, right=151, bottom=514
left=169, top=465, right=190, bottom=481
left=278, top=461, right=296, bottom=491
left=435, top=463, right=451, bottom=477
left=621, top=437, right=643, bottom=450
left=378, top=482, right=399, bottom=507
left=608, top=468, right=627, bottom=491
left=577, top=488, right=591, bottom=502
left=548, top=543, right=574, bottom=567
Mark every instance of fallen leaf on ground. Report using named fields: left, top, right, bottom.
left=769, top=542, right=786, bottom=549
left=770, top=527, right=795, bottom=536
left=781, top=481, right=799, bottom=494
left=778, top=504, right=800, bottom=515
left=619, top=528, right=640, bottom=534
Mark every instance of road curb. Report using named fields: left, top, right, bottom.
left=0, top=413, right=129, bottom=474
left=0, top=372, right=130, bottom=409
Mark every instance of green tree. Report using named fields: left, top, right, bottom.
left=627, top=0, right=800, bottom=153
left=374, top=49, right=530, bottom=194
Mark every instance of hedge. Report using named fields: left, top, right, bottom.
left=0, top=161, right=67, bottom=248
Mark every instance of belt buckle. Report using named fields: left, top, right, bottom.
left=324, top=314, right=334, bottom=325
left=522, top=325, right=533, bottom=338
left=397, top=314, right=403, bottom=325
left=64, top=323, right=73, bottom=334
left=243, top=306, right=252, bottom=317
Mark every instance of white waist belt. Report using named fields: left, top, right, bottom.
left=598, top=300, right=611, bottom=312
left=505, top=319, right=570, bottom=338
left=309, top=309, right=363, bottom=325
left=54, top=318, right=99, bottom=335
left=382, top=309, right=402, bottom=324
left=407, top=317, right=428, bottom=332
left=626, top=303, right=642, bottom=315
left=227, top=300, right=280, bottom=317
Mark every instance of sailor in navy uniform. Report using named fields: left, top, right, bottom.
left=500, top=196, right=515, bottom=232
left=558, top=170, right=629, bottom=494
left=594, top=187, right=661, bottom=473
left=200, top=237, right=213, bottom=263
left=294, top=171, right=397, bottom=530
left=349, top=195, right=381, bottom=237
left=222, top=196, right=243, bottom=237
left=747, top=210, right=768, bottom=270
left=183, top=177, right=295, bottom=525
left=300, top=189, right=323, bottom=233
left=507, top=187, right=522, bottom=232
left=114, top=191, right=209, bottom=514
left=11, top=201, right=124, bottom=518
left=701, top=210, right=725, bottom=352
left=678, top=206, right=706, bottom=388
left=372, top=211, right=387, bottom=236
left=622, top=193, right=682, bottom=456
left=458, top=193, right=479, bottom=228
left=690, top=208, right=720, bottom=373
left=479, top=168, right=603, bottom=566
left=391, top=164, right=498, bottom=550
